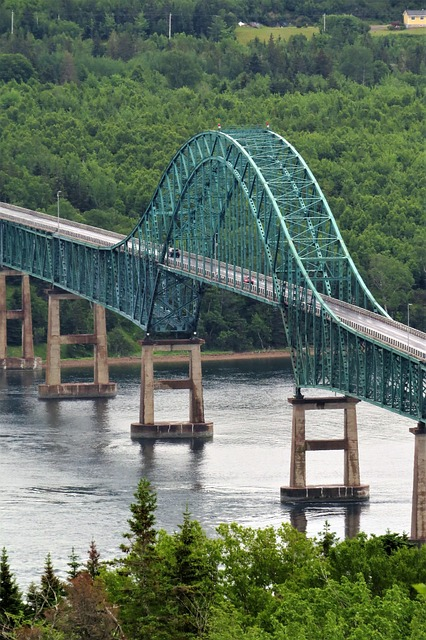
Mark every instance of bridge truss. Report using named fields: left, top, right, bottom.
left=0, top=128, right=424, bottom=424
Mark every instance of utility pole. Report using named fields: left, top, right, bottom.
left=56, top=191, right=61, bottom=232
left=408, top=303, right=412, bottom=349
left=11, top=10, right=14, bottom=34
left=168, top=13, right=172, bottom=39
left=323, top=13, right=326, bottom=32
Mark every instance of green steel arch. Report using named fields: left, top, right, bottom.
left=0, top=128, right=425, bottom=424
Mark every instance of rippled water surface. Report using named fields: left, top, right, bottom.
left=0, top=358, right=415, bottom=587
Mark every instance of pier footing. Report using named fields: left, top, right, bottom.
left=39, top=382, right=117, bottom=400
left=131, top=421, right=213, bottom=439
left=1, top=356, right=42, bottom=370
left=280, top=484, right=370, bottom=503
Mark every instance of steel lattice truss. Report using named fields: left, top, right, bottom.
left=0, top=128, right=424, bottom=423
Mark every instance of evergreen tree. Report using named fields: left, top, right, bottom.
left=167, top=507, right=218, bottom=638
left=121, top=478, right=157, bottom=560
left=86, top=538, right=101, bottom=579
left=118, top=478, right=165, bottom=639
left=26, top=553, right=65, bottom=618
left=67, top=547, right=81, bottom=580
left=0, top=547, right=23, bottom=623
left=25, top=581, right=44, bottom=621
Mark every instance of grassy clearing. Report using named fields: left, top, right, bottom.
left=235, top=24, right=425, bottom=45
left=371, top=27, right=426, bottom=37
left=235, top=25, right=318, bottom=45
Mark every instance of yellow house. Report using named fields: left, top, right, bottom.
left=403, top=9, right=426, bottom=27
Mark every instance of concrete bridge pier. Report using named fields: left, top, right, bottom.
left=38, top=291, right=117, bottom=399
left=281, top=395, right=369, bottom=503
left=410, top=422, right=426, bottom=542
left=0, top=270, right=41, bottom=369
left=131, top=337, right=213, bottom=439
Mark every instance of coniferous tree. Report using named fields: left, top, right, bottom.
left=25, top=581, right=44, bottom=621
left=118, top=478, right=165, bottom=639
left=86, top=538, right=101, bottom=580
left=67, top=547, right=81, bottom=580
left=168, top=507, right=219, bottom=638
left=41, top=553, right=65, bottom=609
left=0, top=547, right=23, bottom=625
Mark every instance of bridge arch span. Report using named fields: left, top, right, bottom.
left=134, top=128, right=386, bottom=320
left=0, top=128, right=424, bottom=423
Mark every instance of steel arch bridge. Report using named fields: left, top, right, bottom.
left=0, top=128, right=425, bottom=424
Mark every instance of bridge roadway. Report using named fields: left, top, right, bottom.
left=1, top=202, right=425, bottom=361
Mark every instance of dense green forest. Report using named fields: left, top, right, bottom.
left=0, top=1, right=425, bottom=356
left=0, top=0, right=421, bottom=38
left=1, top=478, right=426, bottom=639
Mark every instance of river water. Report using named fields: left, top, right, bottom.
left=0, top=357, right=415, bottom=589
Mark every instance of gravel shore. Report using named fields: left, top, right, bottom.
left=57, top=349, right=291, bottom=368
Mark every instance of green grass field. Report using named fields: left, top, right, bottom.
left=235, top=25, right=318, bottom=45
left=235, top=24, right=425, bottom=45
left=371, top=27, right=426, bottom=37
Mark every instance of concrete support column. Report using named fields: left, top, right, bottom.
left=189, top=342, right=205, bottom=423
left=139, top=343, right=154, bottom=424
left=0, top=273, right=6, bottom=360
left=410, top=422, right=426, bottom=542
left=131, top=338, right=212, bottom=439
left=0, top=270, right=40, bottom=369
left=93, top=304, right=109, bottom=385
left=21, top=275, right=34, bottom=359
left=45, top=294, right=62, bottom=385
left=344, top=401, right=361, bottom=486
left=289, top=402, right=306, bottom=488
left=39, top=291, right=116, bottom=399
left=282, top=395, right=369, bottom=503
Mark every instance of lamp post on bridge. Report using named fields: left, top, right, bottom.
left=407, top=303, right=412, bottom=350
left=56, top=190, right=61, bottom=232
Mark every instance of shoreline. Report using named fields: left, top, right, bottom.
left=56, top=349, right=291, bottom=368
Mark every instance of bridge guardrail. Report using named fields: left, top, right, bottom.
left=341, top=318, right=426, bottom=362
left=322, top=293, right=426, bottom=342
left=0, top=202, right=124, bottom=247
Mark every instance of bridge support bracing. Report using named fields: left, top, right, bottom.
left=410, top=422, right=426, bottom=542
left=0, top=270, right=41, bottom=369
left=281, top=396, right=369, bottom=503
left=38, top=291, right=117, bottom=399
left=131, top=338, right=213, bottom=439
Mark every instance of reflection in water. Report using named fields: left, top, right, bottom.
left=289, top=503, right=363, bottom=539
left=138, top=438, right=207, bottom=493
left=0, top=369, right=42, bottom=389
left=93, top=398, right=110, bottom=427
left=139, top=441, right=156, bottom=474
left=344, top=504, right=362, bottom=539
left=43, top=399, right=62, bottom=429
left=289, top=506, right=308, bottom=533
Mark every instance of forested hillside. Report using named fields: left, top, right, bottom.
left=0, top=1, right=425, bottom=355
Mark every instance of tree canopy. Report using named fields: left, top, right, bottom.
left=2, top=480, right=426, bottom=638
